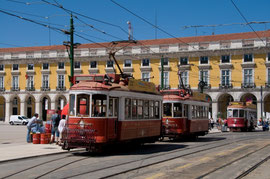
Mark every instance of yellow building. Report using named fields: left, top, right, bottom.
left=0, top=30, right=270, bottom=123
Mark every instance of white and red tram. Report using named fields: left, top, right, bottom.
left=62, top=74, right=163, bottom=151
left=161, top=89, right=210, bottom=139
left=227, top=102, right=257, bottom=132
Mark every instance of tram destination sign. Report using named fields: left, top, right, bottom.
left=128, top=79, right=158, bottom=94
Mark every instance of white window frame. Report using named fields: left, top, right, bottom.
left=0, top=76, right=4, bottom=88
left=243, top=68, right=254, bottom=84
left=220, top=55, right=231, bottom=64
left=220, top=69, right=231, bottom=86
left=141, top=58, right=150, bottom=67
left=74, top=61, right=81, bottom=69
left=199, top=56, right=209, bottom=65
left=179, top=57, right=189, bottom=65
left=90, top=61, right=98, bottom=69
left=0, top=64, right=4, bottom=71
left=160, top=58, right=169, bottom=66
left=42, top=74, right=49, bottom=88
left=199, top=70, right=209, bottom=85
left=27, top=75, right=34, bottom=88
left=243, top=54, right=253, bottom=63
left=58, top=62, right=65, bottom=70
left=12, top=76, right=19, bottom=88
left=160, top=71, right=170, bottom=88
left=180, top=71, right=189, bottom=86
left=267, top=53, right=270, bottom=62
left=106, top=61, right=114, bottom=68
left=57, top=74, right=65, bottom=88
left=12, top=64, right=19, bottom=71
left=27, top=64, right=34, bottom=71
left=124, top=59, right=132, bottom=67
left=141, top=72, right=150, bottom=82
left=42, top=63, right=49, bottom=70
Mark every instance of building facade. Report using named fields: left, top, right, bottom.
left=0, top=30, right=270, bottom=123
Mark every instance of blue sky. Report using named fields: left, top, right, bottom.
left=0, top=0, right=270, bottom=48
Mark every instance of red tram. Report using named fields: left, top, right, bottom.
left=62, top=74, right=163, bottom=151
left=161, top=89, right=210, bottom=139
left=227, top=102, right=257, bottom=132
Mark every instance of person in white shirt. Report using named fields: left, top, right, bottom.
left=58, top=115, right=66, bottom=145
left=26, top=113, right=38, bottom=143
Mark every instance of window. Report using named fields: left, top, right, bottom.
left=268, top=53, right=270, bottom=62
left=92, top=94, right=107, bottom=117
left=239, top=110, right=245, bottom=117
left=77, top=94, right=90, bottom=116
left=107, top=61, right=114, bottom=68
left=200, top=70, right=209, bottom=85
left=149, top=101, right=154, bottom=118
left=233, top=109, right=239, bottom=117
left=138, top=100, right=143, bottom=118
left=221, top=55, right=230, bottom=63
left=142, top=58, right=150, bottom=67
left=142, top=72, right=150, bottom=82
left=154, top=101, right=160, bottom=118
left=90, top=61, right=97, bottom=68
left=243, top=69, right=253, bottom=84
left=108, top=97, right=118, bottom=117
left=161, top=58, right=169, bottom=66
left=74, top=61, right=80, bottom=69
left=268, top=68, right=270, bottom=84
left=132, top=99, right=137, bottom=118
left=27, top=76, right=34, bottom=88
left=174, top=103, right=182, bottom=117
left=200, top=56, right=209, bottom=64
left=124, top=59, right=132, bottom=67
left=183, top=104, right=188, bottom=117
left=221, top=70, right=230, bottom=86
left=58, top=62, right=64, bottom=69
left=180, top=57, right=188, bottom=65
left=0, top=64, right=4, bottom=71
left=160, top=72, right=169, bottom=88
left=69, top=94, right=75, bottom=115
left=180, top=71, right=188, bottom=86
left=43, top=63, right=49, bottom=70
left=13, top=64, right=19, bottom=71
left=244, top=54, right=253, bottom=62
left=125, top=98, right=131, bottom=119
left=0, top=76, right=3, bottom=88
left=143, top=101, right=149, bottom=119
left=58, top=75, right=65, bottom=88
left=42, top=75, right=49, bottom=88
left=27, top=64, right=34, bottom=70
left=163, top=103, right=172, bottom=117
left=12, top=76, right=19, bottom=88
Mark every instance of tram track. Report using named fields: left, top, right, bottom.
left=0, top=133, right=266, bottom=179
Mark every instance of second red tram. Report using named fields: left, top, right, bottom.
left=62, top=74, right=163, bottom=151
left=227, top=102, right=257, bottom=132
left=161, top=89, right=210, bottom=139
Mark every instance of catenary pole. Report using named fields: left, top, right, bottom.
left=70, top=14, right=74, bottom=87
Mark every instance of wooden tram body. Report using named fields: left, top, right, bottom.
left=161, top=89, right=209, bottom=139
left=62, top=74, right=163, bottom=151
left=227, top=102, right=257, bottom=132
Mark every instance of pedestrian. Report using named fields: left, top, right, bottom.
left=50, top=110, right=61, bottom=144
left=26, top=113, right=39, bottom=143
left=210, top=117, right=214, bottom=129
left=58, top=115, right=67, bottom=145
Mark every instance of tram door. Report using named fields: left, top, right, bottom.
left=108, top=97, right=119, bottom=140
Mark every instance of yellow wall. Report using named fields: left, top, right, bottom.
left=254, top=54, right=266, bottom=86
left=189, top=57, right=199, bottom=88
left=20, top=64, right=26, bottom=90
left=35, top=64, right=42, bottom=89
left=4, top=64, right=11, bottom=90
left=210, top=56, right=220, bottom=87
left=231, top=55, right=243, bottom=87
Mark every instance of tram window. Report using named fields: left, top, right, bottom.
left=125, top=98, right=131, bottom=119
left=199, top=106, right=203, bottom=118
left=164, top=103, right=172, bottom=117
left=149, top=101, right=154, bottom=118
left=92, top=94, right=107, bottom=117
left=132, top=99, right=137, bottom=119
left=228, top=109, right=233, bottom=117
left=192, top=105, right=195, bottom=118
left=196, top=106, right=200, bottom=118
left=76, top=94, right=90, bottom=116
left=233, top=109, right=239, bottom=117
left=114, top=98, right=118, bottom=117
left=183, top=104, right=188, bottom=117
left=138, top=100, right=143, bottom=119
left=144, top=101, right=149, bottom=119
left=173, top=103, right=182, bottom=117
left=69, top=94, right=75, bottom=116
left=109, top=97, right=118, bottom=117
left=239, top=110, right=245, bottom=117
left=109, top=98, right=113, bottom=117
left=155, top=101, right=160, bottom=118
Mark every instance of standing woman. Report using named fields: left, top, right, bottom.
left=58, top=115, right=67, bottom=145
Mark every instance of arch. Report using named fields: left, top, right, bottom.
left=217, top=93, right=234, bottom=119
left=10, top=95, right=21, bottom=115
left=240, top=93, right=257, bottom=105
left=25, top=95, right=36, bottom=118
left=40, top=95, right=51, bottom=121
left=0, top=96, right=6, bottom=121
left=55, top=95, right=67, bottom=111
left=264, top=93, right=270, bottom=119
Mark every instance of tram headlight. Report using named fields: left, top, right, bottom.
left=166, top=119, right=169, bottom=124
left=79, top=120, right=85, bottom=128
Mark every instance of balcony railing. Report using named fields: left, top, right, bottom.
left=56, top=86, right=66, bottom=91
left=11, top=87, right=20, bottom=91
left=265, top=83, right=270, bottom=88
left=26, top=86, right=35, bottom=91
left=198, top=84, right=211, bottom=90
left=219, top=83, right=233, bottom=89
left=241, top=83, right=256, bottom=89
left=0, top=87, right=5, bottom=91
left=41, top=86, right=50, bottom=91
left=178, top=84, right=190, bottom=89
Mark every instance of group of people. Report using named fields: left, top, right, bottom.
left=209, top=118, right=227, bottom=130
left=26, top=110, right=66, bottom=144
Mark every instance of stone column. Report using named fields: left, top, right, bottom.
left=257, top=101, right=262, bottom=120
left=20, top=100, right=25, bottom=116
left=51, top=102, right=55, bottom=111
left=35, top=101, right=40, bottom=115
left=212, top=101, right=218, bottom=122
left=5, top=101, right=10, bottom=124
